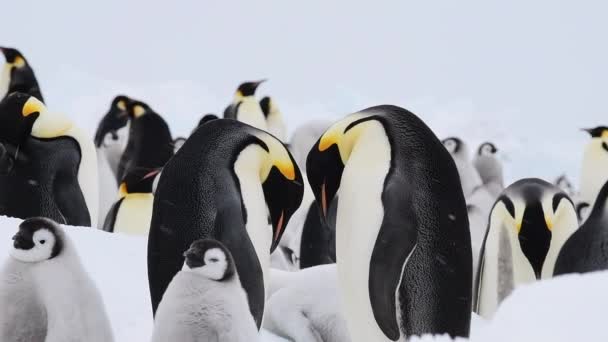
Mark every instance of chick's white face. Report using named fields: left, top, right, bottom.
left=10, top=229, right=57, bottom=263
left=443, top=138, right=459, bottom=154
left=480, top=143, right=496, bottom=156
left=185, top=247, right=228, bottom=281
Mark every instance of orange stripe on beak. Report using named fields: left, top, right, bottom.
left=274, top=211, right=285, bottom=243
left=321, top=181, right=328, bottom=218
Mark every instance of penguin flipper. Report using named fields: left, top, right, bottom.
left=369, top=178, right=417, bottom=341
left=102, top=199, right=123, bottom=232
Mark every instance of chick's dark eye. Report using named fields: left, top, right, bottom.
left=209, top=257, right=219, bottom=263
left=39, top=240, right=45, bottom=244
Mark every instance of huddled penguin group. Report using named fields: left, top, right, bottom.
left=1, top=47, right=608, bottom=342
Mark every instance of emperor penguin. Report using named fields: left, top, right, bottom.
left=289, top=120, right=332, bottom=171
left=579, top=126, right=608, bottom=206
left=265, top=264, right=351, bottom=342
left=223, top=80, right=268, bottom=130
left=306, top=105, right=472, bottom=341
left=116, top=99, right=174, bottom=184
left=260, top=96, right=287, bottom=141
left=152, top=239, right=259, bottom=342
left=148, top=119, right=304, bottom=328
left=0, top=47, right=43, bottom=102
left=475, top=178, right=578, bottom=319
left=0, top=93, right=98, bottom=226
left=554, top=180, right=608, bottom=274
left=198, top=113, right=219, bottom=127
left=443, top=137, right=483, bottom=198
left=102, top=169, right=159, bottom=235
left=1, top=217, right=114, bottom=342
left=473, top=142, right=504, bottom=197
left=94, top=95, right=130, bottom=227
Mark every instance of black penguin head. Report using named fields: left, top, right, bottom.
left=259, top=96, right=272, bottom=118
left=119, top=169, right=160, bottom=196
left=582, top=126, right=608, bottom=153
left=307, top=113, right=379, bottom=223
left=10, top=217, right=63, bottom=263
left=478, top=142, right=497, bottom=156
left=94, top=95, right=130, bottom=147
left=0, top=47, right=27, bottom=67
left=127, top=100, right=152, bottom=120
left=183, top=239, right=236, bottom=281
left=442, top=136, right=463, bottom=155
left=0, top=92, right=40, bottom=146
left=198, top=114, right=218, bottom=127
left=576, top=202, right=590, bottom=222
left=492, top=179, right=577, bottom=279
left=235, top=79, right=266, bottom=99
left=582, top=126, right=608, bottom=138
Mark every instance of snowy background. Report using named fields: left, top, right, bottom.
left=3, top=0, right=607, bottom=184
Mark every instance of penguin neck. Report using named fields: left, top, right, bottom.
left=579, top=140, right=608, bottom=204
left=0, top=64, right=9, bottom=99
left=542, top=210, right=578, bottom=278
left=237, top=97, right=267, bottom=131
left=233, top=144, right=272, bottom=289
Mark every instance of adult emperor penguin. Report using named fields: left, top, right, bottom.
left=260, top=96, right=286, bottom=141
left=475, top=178, right=578, bottom=319
left=152, top=239, right=259, bottom=342
left=579, top=126, right=608, bottom=206
left=1, top=217, right=114, bottom=342
left=554, top=180, right=608, bottom=274
left=116, top=99, right=173, bottom=183
left=473, top=142, right=504, bottom=197
left=0, top=47, right=44, bottom=102
left=0, top=93, right=98, bottom=226
left=443, top=137, right=482, bottom=198
left=102, top=169, right=158, bottom=235
left=148, top=119, right=304, bottom=328
left=306, top=105, right=472, bottom=340
left=223, top=80, right=268, bottom=130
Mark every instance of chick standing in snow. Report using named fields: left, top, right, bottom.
left=442, top=137, right=482, bottom=198
left=151, top=239, right=259, bottom=342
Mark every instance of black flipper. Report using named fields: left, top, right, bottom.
left=102, top=199, right=124, bottom=232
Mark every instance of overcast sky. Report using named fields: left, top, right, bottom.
left=2, top=0, right=606, bottom=183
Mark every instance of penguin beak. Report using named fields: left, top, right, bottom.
left=12, top=232, right=34, bottom=250
left=262, top=165, right=304, bottom=252
left=306, top=142, right=344, bottom=223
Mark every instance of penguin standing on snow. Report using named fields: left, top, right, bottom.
left=475, top=179, right=578, bottom=319
left=223, top=80, right=268, bottom=130
left=443, top=137, right=482, bottom=198
left=0, top=47, right=43, bottom=102
left=0, top=217, right=114, bottom=342
left=116, top=99, right=173, bottom=184
left=152, top=239, right=259, bottom=342
left=306, top=105, right=472, bottom=341
left=579, top=126, right=608, bottom=206
left=555, top=180, right=608, bottom=274
left=148, top=119, right=304, bottom=328
left=0, top=93, right=98, bottom=226
left=260, top=96, right=286, bottom=141
left=103, top=169, right=159, bottom=235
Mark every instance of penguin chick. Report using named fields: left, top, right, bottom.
left=223, top=80, right=267, bottom=130
left=555, top=180, right=608, bottom=274
left=473, top=142, right=504, bottom=196
left=5, top=217, right=114, bottom=342
left=443, top=137, right=482, bottom=198
left=579, top=126, right=608, bottom=206
left=554, top=174, right=576, bottom=198
left=0, top=47, right=43, bottom=102
left=576, top=202, right=591, bottom=223
left=151, top=239, right=259, bottom=342
left=475, top=179, right=578, bottom=319
left=265, top=264, right=351, bottom=342
left=260, top=96, right=286, bottom=141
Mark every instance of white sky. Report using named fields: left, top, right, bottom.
left=2, top=0, right=606, bottom=183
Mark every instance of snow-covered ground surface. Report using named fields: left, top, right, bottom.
left=1, top=215, right=607, bottom=341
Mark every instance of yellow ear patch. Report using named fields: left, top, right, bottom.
left=22, top=97, right=45, bottom=117
left=119, top=182, right=128, bottom=197
left=133, top=105, right=146, bottom=118
left=254, top=132, right=297, bottom=181
left=117, top=100, right=126, bottom=111
left=319, top=131, right=339, bottom=152
left=13, top=56, right=25, bottom=68
left=274, top=159, right=295, bottom=181
left=545, top=215, right=553, bottom=231
left=602, top=130, right=608, bottom=139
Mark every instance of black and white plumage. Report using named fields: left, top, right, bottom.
left=473, top=142, right=503, bottom=196
left=152, top=239, right=258, bottom=342
left=0, top=217, right=114, bottom=342
left=265, top=265, right=350, bottom=342
left=579, top=126, right=608, bottom=207
left=0, top=47, right=43, bottom=102
left=260, top=96, right=286, bottom=141
left=475, top=179, right=578, bottom=318
left=443, top=137, right=483, bottom=198
left=307, top=105, right=472, bottom=341
left=555, top=180, right=608, bottom=274
left=148, top=119, right=304, bottom=328
left=223, top=80, right=267, bottom=130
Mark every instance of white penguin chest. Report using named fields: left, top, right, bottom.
left=237, top=99, right=267, bottom=131
left=336, top=122, right=393, bottom=342
left=0, top=65, right=10, bottom=100
left=114, top=194, right=154, bottom=235
left=580, top=145, right=608, bottom=204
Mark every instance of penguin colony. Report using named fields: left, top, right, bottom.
left=0, top=46, right=607, bottom=342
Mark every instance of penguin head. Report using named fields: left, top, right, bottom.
left=576, top=201, right=590, bottom=223
left=442, top=137, right=468, bottom=159
left=198, top=114, right=218, bottom=127
left=94, top=95, right=130, bottom=147
left=119, top=169, right=160, bottom=196
left=182, top=239, right=236, bottom=281
left=18, top=96, right=74, bottom=139
left=582, top=126, right=608, bottom=154
left=252, top=130, right=304, bottom=251
left=10, top=217, right=63, bottom=263
left=0, top=92, right=40, bottom=146
left=306, top=112, right=380, bottom=222
left=0, top=47, right=28, bottom=70
left=490, top=178, right=577, bottom=279
left=127, top=100, right=152, bottom=120
left=478, top=142, right=498, bottom=156
left=234, top=79, right=266, bottom=101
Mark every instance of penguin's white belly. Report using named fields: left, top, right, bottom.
left=237, top=100, right=268, bottom=131
left=114, top=194, right=154, bottom=235
left=0, top=65, right=10, bottom=100
left=580, top=157, right=608, bottom=205
left=336, top=122, right=392, bottom=342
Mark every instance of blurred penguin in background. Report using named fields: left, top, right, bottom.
left=443, top=137, right=482, bottom=198
left=223, top=80, right=267, bottom=130
left=579, top=126, right=608, bottom=207
left=0, top=47, right=44, bottom=102
left=260, top=96, right=286, bottom=141
left=473, top=142, right=504, bottom=197
left=289, top=120, right=332, bottom=171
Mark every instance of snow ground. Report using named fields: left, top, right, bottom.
left=1, top=216, right=607, bottom=341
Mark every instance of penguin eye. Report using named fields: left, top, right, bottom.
left=498, top=195, right=515, bottom=218
left=209, top=257, right=219, bottom=263
left=552, top=193, right=571, bottom=213
left=39, top=239, right=46, bottom=245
